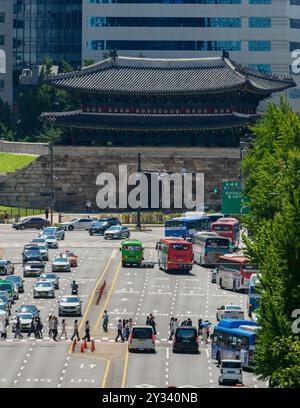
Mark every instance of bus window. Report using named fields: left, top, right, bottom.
left=171, top=243, right=189, bottom=251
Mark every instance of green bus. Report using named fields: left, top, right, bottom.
left=121, top=240, right=144, bottom=267
left=0, top=279, right=16, bottom=303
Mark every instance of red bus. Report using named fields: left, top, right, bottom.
left=156, top=238, right=193, bottom=273
left=211, top=218, right=240, bottom=249
left=217, top=254, right=258, bottom=292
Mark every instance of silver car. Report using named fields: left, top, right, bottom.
left=39, top=273, right=59, bottom=290
left=45, top=235, right=58, bottom=249
left=12, top=313, right=34, bottom=332
left=41, top=227, right=65, bottom=241
left=58, top=295, right=82, bottom=316
left=33, top=281, right=55, bottom=299
left=0, top=260, right=14, bottom=276
left=104, top=226, right=130, bottom=240
left=52, top=257, right=71, bottom=272
left=60, top=218, right=94, bottom=231
left=23, top=261, right=45, bottom=277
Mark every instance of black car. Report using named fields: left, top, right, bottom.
left=5, top=275, right=25, bottom=293
left=173, top=327, right=199, bottom=354
left=22, top=249, right=43, bottom=264
left=12, top=217, right=50, bottom=230
left=89, top=217, right=121, bottom=235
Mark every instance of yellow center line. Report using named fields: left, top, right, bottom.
left=121, top=347, right=129, bottom=388
left=68, top=249, right=115, bottom=353
left=94, top=261, right=121, bottom=331
left=101, top=360, right=111, bottom=388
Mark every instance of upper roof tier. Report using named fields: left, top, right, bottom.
left=45, top=55, right=295, bottom=96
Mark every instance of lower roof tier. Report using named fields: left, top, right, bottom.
left=40, top=111, right=260, bottom=131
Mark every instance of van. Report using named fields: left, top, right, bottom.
left=219, top=360, right=243, bottom=385
left=173, top=326, right=199, bottom=354
left=128, top=326, right=155, bottom=353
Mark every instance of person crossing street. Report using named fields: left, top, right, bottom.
left=71, top=320, right=80, bottom=341
left=115, top=319, right=124, bottom=342
left=102, top=310, right=109, bottom=332
left=82, top=321, right=91, bottom=342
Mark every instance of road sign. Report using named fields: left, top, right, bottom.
left=222, top=180, right=241, bottom=214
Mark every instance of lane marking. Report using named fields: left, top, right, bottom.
left=121, top=347, right=129, bottom=389
left=101, top=360, right=111, bottom=388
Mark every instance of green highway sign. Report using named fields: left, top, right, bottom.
left=222, top=180, right=242, bottom=214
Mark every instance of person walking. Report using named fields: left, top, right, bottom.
left=59, top=319, right=67, bottom=340
left=198, top=319, right=203, bottom=341
left=28, top=318, right=37, bottom=339
left=52, top=317, right=58, bottom=341
left=0, top=317, right=7, bottom=339
left=82, top=321, right=91, bottom=342
left=14, top=317, right=23, bottom=339
left=146, top=315, right=150, bottom=326
left=169, top=317, right=175, bottom=340
left=48, top=315, right=53, bottom=338
left=45, top=207, right=50, bottom=220
left=187, top=318, right=192, bottom=327
left=115, top=319, right=124, bottom=342
left=149, top=315, right=157, bottom=335
left=71, top=320, right=80, bottom=341
left=37, top=317, right=43, bottom=339
left=102, top=311, right=109, bottom=332
left=3, top=211, right=8, bottom=224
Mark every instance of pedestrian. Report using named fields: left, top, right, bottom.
left=45, top=207, right=49, bottom=220
left=169, top=317, right=175, bottom=340
left=128, top=318, right=133, bottom=333
left=14, top=317, right=23, bottom=339
left=0, top=317, right=7, bottom=339
left=52, top=316, right=58, bottom=341
left=37, top=317, right=43, bottom=339
left=115, top=319, right=124, bottom=342
left=28, top=318, right=37, bottom=338
left=187, top=318, right=192, bottom=327
left=125, top=320, right=130, bottom=341
left=181, top=319, right=187, bottom=326
left=3, top=211, right=8, bottom=224
left=48, top=315, right=53, bottom=338
left=149, top=315, right=157, bottom=335
left=82, top=321, right=91, bottom=342
left=71, top=320, right=80, bottom=341
left=198, top=319, right=203, bottom=340
left=87, top=200, right=92, bottom=214
left=173, top=318, right=179, bottom=333
left=146, top=315, right=150, bottom=325
left=102, top=310, right=109, bottom=332
left=59, top=319, right=67, bottom=340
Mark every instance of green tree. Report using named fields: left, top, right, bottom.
left=242, top=99, right=300, bottom=387
left=83, top=59, right=95, bottom=67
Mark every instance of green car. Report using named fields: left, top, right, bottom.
left=121, top=240, right=144, bottom=267
left=0, top=279, right=16, bottom=304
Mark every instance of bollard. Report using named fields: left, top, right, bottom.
left=83, top=338, right=87, bottom=349
left=91, top=338, right=96, bottom=352
left=80, top=341, right=85, bottom=353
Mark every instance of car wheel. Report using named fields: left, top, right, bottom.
left=104, top=237, right=107, bottom=240
left=68, top=225, right=74, bottom=231
left=20, top=225, right=25, bottom=230
left=172, top=348, right=177, bottom=354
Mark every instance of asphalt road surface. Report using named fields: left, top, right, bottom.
left=0, top=225, right=265, bottom=388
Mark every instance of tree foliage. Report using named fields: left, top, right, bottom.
left=242, top=99, right=300, bottom=387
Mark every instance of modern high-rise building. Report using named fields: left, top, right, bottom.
left=83, top=0, right=300, bottom=111
left=0, top=0, right=13, bottom=105
left=14, top=0, right=83, bottom=70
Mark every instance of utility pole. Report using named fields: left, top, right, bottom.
left=49, top=142, right=54, bottom=225
left=136, top=153, right=142, bottom=230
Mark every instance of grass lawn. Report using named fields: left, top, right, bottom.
left=0, top=152, right=37, bottom=173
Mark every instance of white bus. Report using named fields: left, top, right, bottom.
left=193, top=232, right=232, bottom=266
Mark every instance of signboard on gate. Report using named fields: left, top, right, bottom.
left=222, top=180, right=241, bottom=214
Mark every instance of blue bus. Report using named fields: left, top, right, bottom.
left=165, top=215, right=210, bottom=238
left=211, top=319, right=259, bottom=368
left=248, top=274, right=261, bottom=319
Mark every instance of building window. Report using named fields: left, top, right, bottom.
left=249, top=64, right=272, bottom=74
left=249, top=0, right=271, bottom=3
left=87, top=16, right=241, bottom=28
left=0, top=35, right=5, bottom=46
left=0, top=80, right=4, bottom=90
left=0, top=13, right=5, bottom=23
left=248, top=41, right=271, bottom=51
left=87, top=40, right=241, bottom=51
left=290, top=42, right=300, bottom=51
left=249, top=17, right=271, bottom=27
left=290, top=19, right=300, bottom=29
left=290, top=0, right=300, bottom=5
left=88, top=1, right=242, bottom=3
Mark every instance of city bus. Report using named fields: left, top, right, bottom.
left=217, top=254, right=258, bottom=292
left=156, top=238, right=193, bottom=273
left=193, top=232, right=232, bottom=266
left=248, top=274, right=261, bottom=319
left=211, top=319, right=259, bottom=368
left=165, top=215, right=210, bottom=239
left=120, top=239, right=144, bottom=267
left=211, top=218, right=240, bottom=249
left=207, top=213, right=225, bottom=224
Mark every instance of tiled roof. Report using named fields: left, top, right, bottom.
left=40, top=111, right=260, bottom=131
left=45, top=56, right=295, bottom=96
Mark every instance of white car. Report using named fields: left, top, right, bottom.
left=39, top=273, right=59, bottom=290
left=23, top=261, right=45, bottom=278
left=219, top=360, right=243, bottom=386
left=58, top=295, right=82, bottom=316
left=31, top=237, right=48, bottom=248
left=0, top=301, right=9, bottom=320
left=128, top=326, right=156, bottom=353
left=12, top=313, right=34, bottom=332
left=45, top=235, right=58, bottom=249
left=60, top=218, right=94, bottom=231
left=33, top=281, right=55, bottom=298
left=40, top=227, right=65, bottom=240
left=52, top=257, right=71, bottom=272
left=216, top=305, right=245, bottom=321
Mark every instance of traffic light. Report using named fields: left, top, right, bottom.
left=212, top=186, right=218, bottom=193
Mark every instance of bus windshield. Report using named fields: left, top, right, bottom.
left=213, top=225, right=231, bottom=231
left=123, top=245, right=141, bottom=251
left=166, top=221, right=185, bottom=228
left=171, top=243, right=190, bottom=251
left=206, top=238, right=229, bottom=248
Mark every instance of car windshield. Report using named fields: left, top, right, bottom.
left=42, top=274, right=56, bottom=279
left=222, top=361, right=242, bottom=369
left=54, top=258, right=66, bottom=262
left=6, top=276, right=21, bottom=282
left=19, top=306, right=37, bottom=313
left=17, top=313, right=33, bottom=320
left=33, top=239, right=45, bottom=242
left=36, top=282, right=52, bottom=288
left=38, top=246, right=47, bottom=250
left=176, top=329, right=197, bottom=339
left=25, top=250, right=41, bottom=256
left=63, top=252, right=74, bottom=257
left=132, top=328, right=153, bottom=339
left=62, top=297, right=79, bottom=303
left=226, top=306, right=242, bottom=311
left=0, top=261, right=7, bottom=266
left=47, top=236, right=56, bottom=240
left=0, top=283, right=13, bottom=291
left=108, top=226, right=121, bottom=231
left=94, top=221, right=106, bottom=226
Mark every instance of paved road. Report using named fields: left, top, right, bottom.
left=0, top=225, right=265, bottom=388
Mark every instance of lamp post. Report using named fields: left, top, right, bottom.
left=136, top=152, right=142, bottom=230
left=48, top=141, right=55, bottom=225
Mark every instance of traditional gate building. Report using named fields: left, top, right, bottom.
left=41, top=53, right=294, bottom=147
